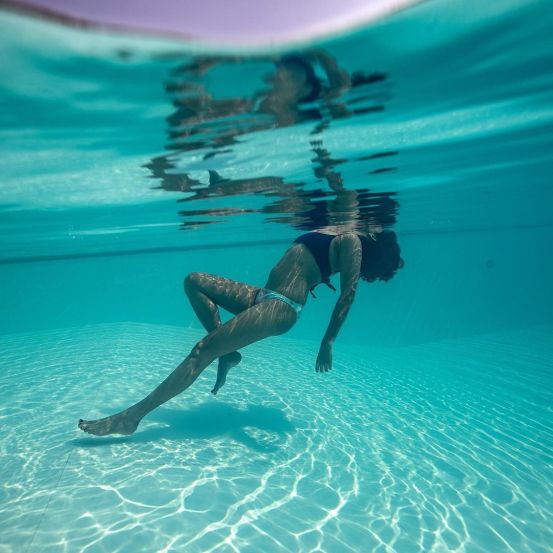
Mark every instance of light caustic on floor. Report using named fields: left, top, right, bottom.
left=0, top=323, right=552, bottom=552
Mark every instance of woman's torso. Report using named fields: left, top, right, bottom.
left=264, top=232, right=341, bottom=304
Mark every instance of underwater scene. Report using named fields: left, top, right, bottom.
left=1, top=0, right=552, bottom=551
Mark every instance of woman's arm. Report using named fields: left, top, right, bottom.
left=316, top=234, right=362, bottom=371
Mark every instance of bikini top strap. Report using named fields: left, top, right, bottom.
left=309, top=278, right=336, bottom=298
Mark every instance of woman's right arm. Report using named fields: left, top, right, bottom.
left=316, top=234, right=362, bottom=371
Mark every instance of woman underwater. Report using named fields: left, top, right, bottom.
left=79, top=50, right=402, bottom=436
left=79, top=228, right=403, bottom=436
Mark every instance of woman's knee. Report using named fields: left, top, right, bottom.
left=184, top=272, right=204, bottom=294
left=189, top=338, right=216, bottom=369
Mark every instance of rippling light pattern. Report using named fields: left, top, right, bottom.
left=1, top=323, right=552, bottom=552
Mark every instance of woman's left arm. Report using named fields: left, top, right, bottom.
left=316, top=234, right=362, bottom=371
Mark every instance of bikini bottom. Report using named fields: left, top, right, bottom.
left=253, top=288, right=303, bottom=317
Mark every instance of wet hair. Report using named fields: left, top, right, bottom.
left=359, top=231, right=404, bottom=282
left=277, top=55, right=321, bottom=103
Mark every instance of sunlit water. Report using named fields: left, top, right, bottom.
left=1, top=0, right=552, bottom=551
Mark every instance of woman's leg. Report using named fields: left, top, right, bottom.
left=184, top=272, right=258, bottom=328
left=184, top=272, right=259, bottom=393
left=78, top=299, right=296, bottom=436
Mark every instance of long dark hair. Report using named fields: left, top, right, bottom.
left=359, top=231, right=404, bottom=282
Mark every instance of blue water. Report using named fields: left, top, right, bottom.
left=1, top=0, right=552, bottom=551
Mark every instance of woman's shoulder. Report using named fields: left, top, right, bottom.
left=333, top=233, right=363, bottom=260
left=334, top=232, right=362, bottom=244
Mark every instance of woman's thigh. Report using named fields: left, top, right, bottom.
left=196, top=300, right=297, bottom=362
left=186, top=272, right=258, bottom=315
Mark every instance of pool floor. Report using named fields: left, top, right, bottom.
left=1, top=323, right=551, bottom=552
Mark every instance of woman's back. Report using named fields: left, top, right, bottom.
left=265, top=232, right=340, bottom=304
left=265, top=245, right=317, bottom=304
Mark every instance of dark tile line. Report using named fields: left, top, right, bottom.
left=1, top=222, right=551, bottom=266
left=0, top=239, right=290, bottom=265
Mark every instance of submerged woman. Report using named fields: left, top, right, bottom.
left=78, top=229, right=403, bottom=436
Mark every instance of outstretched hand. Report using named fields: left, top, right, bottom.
left=316, top=342, right=333, bottom=372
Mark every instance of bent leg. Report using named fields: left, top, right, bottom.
left=78, top=300, right=296, bottom=436
left=184, top=272, right=259, bottom=390
left=184, top=272, right=258, bottom=329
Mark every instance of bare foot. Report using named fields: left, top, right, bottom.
left=211, top=351, right=241, bottom=395
left=78, top=410, right=140, bottom=436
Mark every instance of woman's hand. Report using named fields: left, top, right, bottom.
left=316, top=342, right=333, bottom=372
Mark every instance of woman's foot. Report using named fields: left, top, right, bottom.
left=211, top=351, right=242, bottom=395
left=78, top=410, right=140, bottom=436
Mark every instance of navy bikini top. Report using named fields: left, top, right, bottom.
left=294, top=232, right=338, bottom=297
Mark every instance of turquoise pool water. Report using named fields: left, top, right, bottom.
left=1, top=0, right=552, bottom=551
